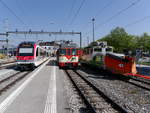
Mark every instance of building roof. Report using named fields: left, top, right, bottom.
left=39, top=41, right=59, bottom=46
left=60, top=43, right=78, bottom=48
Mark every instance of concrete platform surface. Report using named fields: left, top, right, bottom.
left=0, top=59, right=68, bottom=113
left=136, top=64, right=150, bottom=76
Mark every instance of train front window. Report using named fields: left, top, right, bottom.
left=72, top=49, right=76, bottom=55
left=60, top=49, right=66, bottom=55
left=19, top=48, right=34, bottom=56
left=67, top=49, right=71, bottom=55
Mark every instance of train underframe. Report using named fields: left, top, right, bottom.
left=58, top=62, right=78, bottom=69
left=17, top=63, right=35, bottom=71
left=16, top=57, right=48, bottom=71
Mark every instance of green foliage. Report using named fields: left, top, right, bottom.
left=98, top=27, right=150, bottom=53
left=136, top=33, right=150, bottom=51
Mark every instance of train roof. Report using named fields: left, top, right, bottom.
left=107, top=53, right=125, bottom=58
left=18, top=41, right=37, bottom=47
left=60, top=43, right=78, bottom=48
left=19, top=41, right=36, bottom=45
left=39, top=41, right=59, bottom=46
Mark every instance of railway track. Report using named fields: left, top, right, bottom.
left=124, top=76, right=150, bottom=91
left=82, top=64, right=150, bottom=92
left=131, top=77, right=150, bottom=85
left=0, top=62, right=16, bottom=69
left=0, top=71, right=31, bottom=94
left=0, top=58, right=49, bottom=95
left=99, top=71, right=150, bottom=91
left=0, top=61, right=15, bottom=65
left=65, top=69, right=127, bottom=113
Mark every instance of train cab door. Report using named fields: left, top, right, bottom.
left=66, top=48, right=72, bottom=60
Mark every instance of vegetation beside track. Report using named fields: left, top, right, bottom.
left=96, top=27, right=150, bottom=53
left=137, top=62, right=150, bottom=66
left=0, top=54, right=6, bottom=59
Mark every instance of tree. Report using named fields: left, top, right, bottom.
left=136, top=33, right=150, bottom=52
left=98, top=27, right=135, bottom=52
left=96, top=27, right=150, bottom=53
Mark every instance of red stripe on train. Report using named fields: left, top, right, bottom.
left=124, top=73, right=150, bottom=80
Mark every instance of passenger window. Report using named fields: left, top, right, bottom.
left=36, top=48, right=38, bottom=56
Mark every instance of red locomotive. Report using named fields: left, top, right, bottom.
left=104, top=52, right=150, bottom=80
left=57, top=42, right=82, bottom=68
left=81, top=41, right=150, bottom=80
left=104, top=53, right=137, bottom=75
left=16, top=41, right=49, bottom=70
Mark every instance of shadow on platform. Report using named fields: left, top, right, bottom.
left=46, top=60, right=57, bottom=66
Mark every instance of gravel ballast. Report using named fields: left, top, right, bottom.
left=63, top=70, right=86, bottom=113
left=78, top=68, right=150, bottom=113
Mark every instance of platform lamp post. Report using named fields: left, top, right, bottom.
left=92, top=18, right=95, bottom=42
left=49, top=22, right=54, bottom=42
left=6, top=38, right=8, bottom=58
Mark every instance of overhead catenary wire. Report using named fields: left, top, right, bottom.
left=15, top=0, right=27, bottom=21
left=0, top=0, right=25, bottom=25
left=81, top=0, right=115, bottom=31
left=84, top=0, right=142, bottom=41
left=92, top=15, right=150, bottom=42
left=94, top=0, right=114, bottom=19
left=64, top=0, right=76, bottom=28
left=125, top=15, right=150, bottom=28
left=95, top=0, right=141, bottom=30
left=84, top=0, right=141, bottom=36
left=69, top=0, right=86, bottom=25
left=68, top=0, right=76, bottom=19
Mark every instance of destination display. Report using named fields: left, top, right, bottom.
left=19, top=42, right=34, bottom=47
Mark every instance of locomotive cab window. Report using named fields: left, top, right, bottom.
left=18, top=42, right=34, bottom=56
left=59, top=49, right=66, bottom=55
left=72, top=49, right=76, bottom=55
left=94, top=48, right=102, bottom=52
left=67, top=49, right=71, bottom=55
left=19, top=48, right=34, bottom=56
left=106, top=47, right=113, bottom=52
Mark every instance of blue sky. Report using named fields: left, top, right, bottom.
left=0, top=0, right=150, bottom=47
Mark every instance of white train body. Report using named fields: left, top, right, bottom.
left=16, top=42, right=49, bottom=70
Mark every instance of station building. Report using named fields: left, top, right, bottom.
left=39, top=41, right=59, bottom=56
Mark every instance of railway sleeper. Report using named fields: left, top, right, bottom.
left=66, top=70, right=127, bottom=113
left=90, top=97, right=105, bottom=103
left=96, top=107, right=119, bottom=113
left=78, top=86, right=92, bottom=91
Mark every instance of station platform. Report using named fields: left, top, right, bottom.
left=0, top=58, right=69, bottom=113
left=136, top=64, right=150, bottom=76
